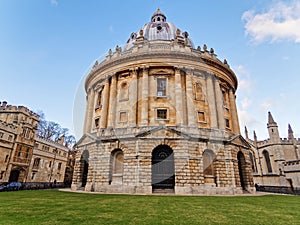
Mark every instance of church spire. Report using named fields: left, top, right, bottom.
left=267, top=111, right=280, bottom=142
left=244, top=126, right=248, bottom=139
left=268, top=111, right=277, bottom=125
left=288, top=124, right=294, bottom=140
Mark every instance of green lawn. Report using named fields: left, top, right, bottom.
left=0, top=190, right=299, bottom=225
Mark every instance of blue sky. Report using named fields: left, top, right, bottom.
left=1, top=0, right=300, bottom=140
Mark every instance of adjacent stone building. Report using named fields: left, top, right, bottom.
left=72, top=9, right=255, bottom=195
left=0, top=101, right=72, bottom=188
left=245, top=112, right=300, bottom=194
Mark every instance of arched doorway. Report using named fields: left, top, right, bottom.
left=9, top=170, right=20, bottom=182
left=203, top=149, right=216, bottom=185
left=80, top=150, right=89, bottom=187
left=237, top=151, right=247, bottom=190
left=152, top=145, right=175, bottom=192
left=109, top=149, right=124, bottom=185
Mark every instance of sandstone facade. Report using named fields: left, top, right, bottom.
left=72, top=9, right=254, bottom=195
left=0, top=101, right=71, bottom=188
left=246, top=112, right=300, bottom=194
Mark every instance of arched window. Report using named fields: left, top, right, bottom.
left=119, top=82, right=129, bottom=101
left=203, top=150, right=215, bottom=176
left=249, top=152, right=257, bottom=173
left=263, top=150, right=272, bottom=173
left=33, top=158, right=40, bottom=169
left=95, top=89, right=102, bottom=109
left=195, top=83, right=203, bottom=100
left=110, top=149, right=124, bottom=184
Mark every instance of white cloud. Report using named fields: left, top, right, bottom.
left=260, top=100, right=274, bottom=111
left=51, top=0, right=58, bottom=7
left=242, top=1, right=300, bottom=44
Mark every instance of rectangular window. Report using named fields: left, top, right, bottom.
left=197, top=111, right=205, bottom=122
left=157, top=78, right=166, bottom=96
left=95, top=118, right=99, bottom=128
left=119, top=112, right=127, bottom=122
left=8, top=135, right=12, bottom=141
left=0, top=132, right=3, bottom=138
left=225, top=118, right=230, bottom=128
left=157, top=109, right=167, bottom=120
left=49, top=161, right=52, bottom=168
left=58, top=162, right=62, bottom=171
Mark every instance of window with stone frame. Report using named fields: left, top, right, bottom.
left=5, top=155, right=9, bottom=163
left=222, top=89, right=229, bottom=108
left=157, top=78, right=166, bottom=97
left=195, top=83, right=203, bottom=100
left=249, top=152, right=257, bottom=173
left=263, top=150, right=272, bottom=173
left=203, top=150, right=215, bottom=176
left=119, top=111, right=127, bottom=122
left=33, top=158, right=41, bottom=169
left=0, top=132, right=3, bottom=138
left=95, top=118, right=100, bottom=128
left=95, top=89, right=103, bottom=109
left=157, top=109, right=168, bottom=120
left=119, top=82, right=129, bottom=101
left=225, top=118, right=230, bottom=129
left=58, top=162, right=62, bottom=171
left=197, top=111, right=206, bottom=122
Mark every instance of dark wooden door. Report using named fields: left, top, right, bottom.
left=152, top=145, right=175, bottom=190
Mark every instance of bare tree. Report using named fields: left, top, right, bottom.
left=36, top=111, right=76, bottom=147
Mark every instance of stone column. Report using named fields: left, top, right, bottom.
left=83, top=95, right=89, bottom=134
left=141, top=67, right=149, bottom=126
left=185, top=70, right=196, bottom=126
left=215, top=79, right=225, bottom=129
left=107, top=74, right=117, bottom=128
left=175, top=67, right=183, bottom=125
left=84, top=88, right=95, bottom=133
left=206, top=73, right=218, bottom=128
left=229, top=89, right=240, bottom=134
left=130, top=68, right=138, bottom=127
left=100, top=79, right=110, bottom=128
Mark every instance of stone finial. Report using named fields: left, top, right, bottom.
left=268, top=111, right=276, bottom=125
left=253, top=130, right=257, bottom=142
left=115, top=45, right=122, bottom=52
left=176, top=28, right=181, bottom=36
left=245, top=126, right=249, bottom=139
left=93, top=60, right=98, bottom=68
left=224, top=59, right=228, bottom=64
left=108, top=49, right=113, bottom=56
left=139, top=29, right=144, bottom=37
left=288, top=124, right=294, bottom=140
left=183, top=31, right=189, bottom=38
left=203, top=44, right=207, bottom=52
left=210, top=48, right=214, bottom=54
left=197, top=46, right=201, bottom=51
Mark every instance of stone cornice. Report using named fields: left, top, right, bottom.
left=85, top=51, right=237, bottom=92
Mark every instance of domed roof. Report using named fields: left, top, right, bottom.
left=124, top=9, right=194, bottom=50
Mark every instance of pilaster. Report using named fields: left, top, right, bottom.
left=130, top=68, right=138, bottom=127
left=100, top=79, right=110, bottom=128
left=206, top=73, right=218, bottom=128
left=175, top=67, right=183, bottom=125
left=107, top=74, right=117, bottom=128
left=141, top=66, right=149, bottom=126
left=185, top=69, right=196, bottom=127
left=229, top=89, right=240, bottom=134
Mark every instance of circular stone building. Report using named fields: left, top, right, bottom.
left=72, top=9, right=254, bottom=195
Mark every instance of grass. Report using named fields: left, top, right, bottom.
left=0, top=190, right=299, bottom=225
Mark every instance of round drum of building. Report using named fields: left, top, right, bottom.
left=72, top=9, right=254, bottom=195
